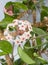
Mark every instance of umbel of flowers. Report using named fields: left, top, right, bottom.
left=4, top=19, right=32, bottom=45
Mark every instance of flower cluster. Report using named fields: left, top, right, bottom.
left=4, top=19, right=32, bottom=45
left=4, top=6, right=13, bottom=16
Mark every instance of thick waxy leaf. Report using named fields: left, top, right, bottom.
left=0, top=15, right=14, bottom=29
left=5, top=1, right=13, bottom=8
left=13, top=2, right=28, bottom=10
left=0, top=40, right=12, bottom=56
left=33, top=27, right=46, bottom=35
left=41, top=6, right=48, bottom=21
left=5, top=1, right=28, bottom=11
left=18, top=46, right=35, bottom=64
left=34, top=53, right=47, bottom=63
left=33, top=27, right=48, bottom=40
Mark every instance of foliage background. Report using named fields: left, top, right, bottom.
left=0, top=0, right=48, bottom=65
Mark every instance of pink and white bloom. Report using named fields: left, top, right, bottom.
left=4, top=7, right=13, bottom=16
left=4, top=19, right=33, bottom=45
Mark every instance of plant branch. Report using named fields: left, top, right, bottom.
left=11, top=42, right=15, bottom=62
left=5, top=54, right=13, bottom=65
left=24, top=41, right=48, bottom=49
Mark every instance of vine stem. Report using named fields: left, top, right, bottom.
left=17, top=11, right=27, bottom=19
left=11, top=42, right=15, bottom=62
left=5, top=54, right=13, bottom=65
left=32, top=10, right=36, bottom=24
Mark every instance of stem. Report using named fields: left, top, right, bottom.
left=12, top=42, right=15, bottom=62
left=32, top=0, right=37, bottom=24
left=32, top=10, right=36, bottom=24
left=5, top=54, right=13, bottom=65
left=17, top=11, right=27, bottom=19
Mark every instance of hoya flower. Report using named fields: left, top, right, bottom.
left=4, top=19, right=32, bottom=45
left=4, top=5, right=13, bottom=16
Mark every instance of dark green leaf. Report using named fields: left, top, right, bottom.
left=5, top=1, right=13, bottom=9
left=41, top=6, right=48, bottom=21
left=14, top=59, right=24, bottom=65
left=24, top=40, right=31, bottom=47
left=0, top=40, right=12, bottom=56
left=18, top=46, right=35, bottom=64
left=13, top=2, right=28, bottom=10
left=36, top=38, right=42, bottom=49
left=13, top=6, right=20, bottom=16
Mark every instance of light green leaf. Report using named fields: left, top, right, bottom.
left=0, top=15, right=14, bottom=29
left=0, top=40, right=12, bottom=56
left=18, top=46, right=35, bottom=64
left=34, top=53, right=47, bottom=63
left=33, top=27, right=46, bottom=35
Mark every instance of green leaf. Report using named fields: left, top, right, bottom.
left=13, top=6, right=20, bottom=16
left=45, top=36, right=48, bottom=40
left=14, top=59, right=24, bottom=65
left=30, top=31, right=34, bottom=37
left=0, top=40, right=12, bottom=56
left=34, top=53, right=47, bottom=63
left=36, top=38, right=42, bottom=49
left=41, top=6, right=48, bottom=21
left=5, top=1, right=13, bottom=9
left=18, top=46, right=35, bottom=64
left=23, top=0, right=28, bottom=4
left=5, top=1, right=28, bottom=11
left=45, top=32, right=48, bottom=40
left=33, top=27, right=46, bottom=35
left=24, top=40, right=31, bottom=47
left=0, top=15, right=14, bottom=29
left=13, top=2, right=28, bottom=10
left=41, top=41, right=48, bottom=51
left=24, top=40, right=35, bottom=58
left=0, top=59, right=7, bottom=65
